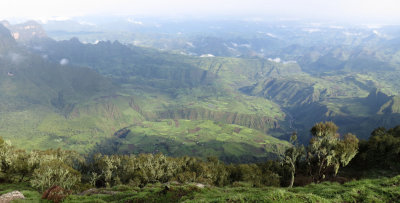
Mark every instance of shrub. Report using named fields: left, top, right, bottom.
left=42, top=185, right=72, bottom=203
left=30, top=160, right=81, bottom=191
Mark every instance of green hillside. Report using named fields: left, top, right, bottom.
left=0, top=24, right=130, bottom=151
left=0, top=23, right=291, bottom=160
left=93, top=119, right=289, bottom=162
left=27, top=36, right=293, bottom=135
left=23, top=27, right=400, bottom=142
left=2, top=20, right=400, bottom=159
left=1, top=19, right=400, bottom=203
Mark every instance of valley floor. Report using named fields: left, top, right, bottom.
left=2, top=175, right=400, bottom=202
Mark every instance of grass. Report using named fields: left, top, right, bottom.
left=0, top=95, right=144, bottom=152
left=0, top=89, right=289, bottom=160
left=103, top=119, right=290, bottom=162
left=3, top=175, right=400, bottom=202
left=120, top=82, right=285, bottom=119
left=1, top=67, right=289, bottom=156
left=289, top=176, right=400, bottom=202
left=3, top=33, right=400, bottom=158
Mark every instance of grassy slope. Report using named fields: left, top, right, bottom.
left=31, top=37, right=400, bottom=139
left=3, top=31, right=399, bottom=152
left=3, top=45, right=393, bottom=151
left=1, top=69, right=290, bottom=155
left=0, top=95, right=145, bottom=152
left=120, top=84, right=284, bottom=120
left=112, top=119, right=289, bottom=161
left=20, top=38, right=292, bottom=144
left=1, top=93, right=289, bottom=159
left=3, top=175, right=400, bottom=202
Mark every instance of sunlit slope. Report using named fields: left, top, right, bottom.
left=29, top=37, right=293, bottom=134
left=0, top=24, right=122, bottom=151
left=0, top=24, right=291, bottom=159
left=92, top=119, right=290, bottom=163
left=24, top=23, right=400, bottom=143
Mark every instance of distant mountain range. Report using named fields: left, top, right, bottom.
left=1, top=20, right=400, bottom=162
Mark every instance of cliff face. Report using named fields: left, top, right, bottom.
left=378, top=96, right=400, bottom=114
left=0, top=24, right=16, bottom=52
left=155, top=108, right=281, bottom=133
left=1, top=20, right=48, bottom=43
left=243, top=78, right=328, bottom=107
left=365, top=89, right=392, bottom=113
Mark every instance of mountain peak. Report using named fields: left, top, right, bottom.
left=1, top=20, right=47, bottom=43
left=365, top=88, right=392, bottom=112
left=0, top=24, right=16, bottom=51
left=0, top=20, right=11, bottom=28
left=0, top=23, right=12, bottom=38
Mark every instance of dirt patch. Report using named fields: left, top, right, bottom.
left=234, top=127, right=241, bottom=133
left=188, top=127, right=201, bottom=133
left=254, top=139, right=264, bottom=143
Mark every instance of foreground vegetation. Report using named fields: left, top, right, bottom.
left=1, top=122, right=399, bottom=202
left=2, top=20, right=400, bottom=202
left=1, top=175, right=400, bottom=202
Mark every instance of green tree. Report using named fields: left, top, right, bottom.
left=307, top=122, right=358, bottom=182
left=30, top=159, right=81, bottom=191
left=0, top=138, right=37, bottom=183
left=283, top=133, right=304, bottom=188
left=333, top=133, right=359, bottom=175
left=354, top=125, right=400, bottom=169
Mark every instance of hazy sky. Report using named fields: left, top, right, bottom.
left=1, top=0, right=400, bottom=23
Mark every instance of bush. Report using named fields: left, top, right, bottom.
left=30, top=160, right=81, bottom=191
left=42, top=185, right=72, bottom=203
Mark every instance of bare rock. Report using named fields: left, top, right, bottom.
left=0, top=191, right=25, bottom=203
left=195, top=183, right=205, bottom=188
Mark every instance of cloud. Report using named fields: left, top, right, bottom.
left=127, top=18, right=143, bottom=25
left=1, top=0, right=400, bottom=23
left=303, top=28, right=321, bottom=33
left=268, top=58, right=281, bottom=63
left=60, top=58, right=69, bottom=66
left=79, top=21, right=96, bottom=26
left=8, top=52, right=25, bottom=64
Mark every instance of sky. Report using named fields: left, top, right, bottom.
left=1, top=0, right=400, bottom=23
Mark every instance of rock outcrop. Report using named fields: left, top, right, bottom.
left=0, top=191, right=25, bottom=203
